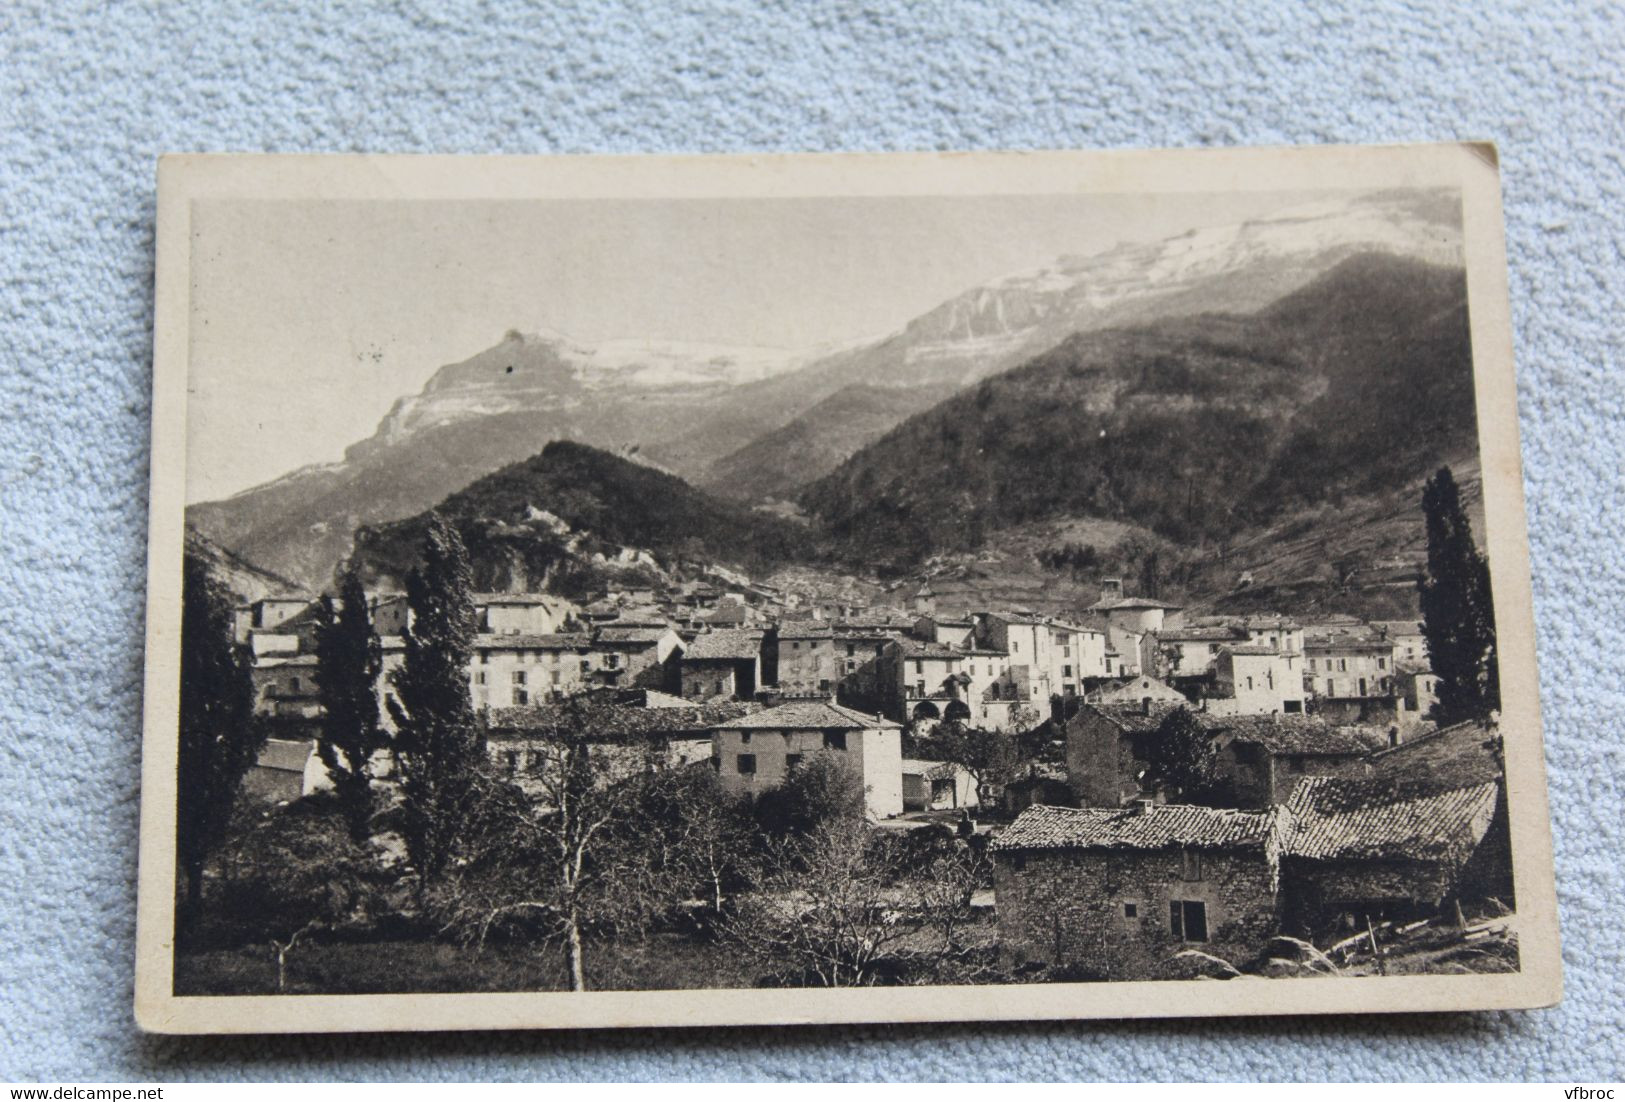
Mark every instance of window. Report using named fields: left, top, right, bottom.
left=824, top=731, right=847, bottom=751
left=1180, top=849, right=1203, bottom=881
left=1338, top=658, right=1348, bottom=672
left=503, top=750, right=520, bottom=774
left=550, top=670, right=560, bottom=685
left=513, top=689, right=529, bottom=706
left=915, top=680, right=926, bottom=697
left=914, top=660, right=924, bottom=675
left=736, top=753, right=756, bottom=775
left=1012, top=640, right=1020, bottom=654
left=289, top=677, right=301, bottom=693
left=480, top=652, right=489, bottom=665
left=785, top=753, right=802, bottom=771
left=740, top=732, right=751, bottom=745
left=818, top=679, right=830, bottom=693
left=474, top=670, right=487, bottom=685
left=1063, top=665, right=1073, bottom=678
left=847, top=644, right=856, bottom=657
left=1377, top=657, right=1387, bottom=670
left=1170, top=899, right=1208, bottom=941
left=512, top=670, right=527, bottom=685
left=1123, top=901, right=1138, bottom=919
left=791, top=641, right=799, bottom=650
left=1245, top=676, right=1254, bottom=691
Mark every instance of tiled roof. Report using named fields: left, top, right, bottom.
left=712, top=700, right=900, bottom=731
left=682, top=629, right=764, bottom=661
left=475, top=633, right=591, bottom=650
left=475, top=592, right=568, bottom=607
left=1226, top=721, right=1387, bottom=757
left=1088, top=597, right=1183, bottom=612
left=488, top=701, right=753, bottom=739
left=892, top=638, right=962, bottom=659
left=1083, top=706, right=1387, bottom=756
left=994, top=803, right=1279, bottom=853
left=1368, top=719, right=1503, bottom=788
left=901, top=758, right=960, bottom=780
left=254, top=653, right=319, bottom=667
left=593, top=626, right=671, bottom=645
left=1081, top=702, right=1210, bottom=734
left=255, top=738, right=314, bottom=772
left=1304, top=631, right=1392, bottom=651
left=1283, top=777, right=1500, bottom=861
left=1219, top=644, right=1279, bottom=656
left=777, top=624, right=835, bottom=640
left=1161, top=625, right=1247, bottom=642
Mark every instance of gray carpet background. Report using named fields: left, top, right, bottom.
left=1, top=0, right=1620, bottom=1081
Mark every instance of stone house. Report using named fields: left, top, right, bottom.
left=678, top=629, right=765, bottom=702
left=774, top=623, right=840, bottom=699
left=879, top=638, right=969, bottom=726
left=1085, top=580, right=1182, bottom=676
left=710, top=701, right=904, bottom=819
left=1371, top=619, right=1429, bottom=668
left=1216, top=720, right=1387, bottom=809
left=467, top=632, right=594, bottom=709
left=484, top=700, right=753, bottom=795
left=250, top=653, right=321, bottom=719
left=1065, top=703, right=1388, bottom=810
left=992, top=802, right=1283, bottom=980
left=245, top=737, right=322, bottom=804
left=912, top=613, right=976, bottom=649
left=1306, top=633, right=1397, bottom=702
left=1208, top=645, right=1306, bottom=715
left=1279, top=775, right=1504, bottom=934
left=974, top=611, right=1108, bottom=700
left=588, top=625, right=684, bottom=692
left=1088, top=675, right=1188, bottom=708
left=1157, top=624, right=1249, bottom=678
left=1396, top=665, right=1441, bottom=725
left=475, top=592, right=579, bottom=636
left=901, top=758, right=980, bottom=812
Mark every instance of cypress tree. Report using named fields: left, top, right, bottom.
left=314, top=563, right=386, bottom=841
left=177, top=550, right=262, bottom=926
left=387, top=513, right=483, bottom=897
left=1418, top=466, right=1500, bottom=725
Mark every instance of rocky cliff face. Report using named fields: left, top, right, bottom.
left=696, top=190, right=1464, bottom=498
left=188, top=189, right=1465, bottom=588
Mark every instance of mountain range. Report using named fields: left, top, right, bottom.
left=187, top=190, right=1468, bottom=593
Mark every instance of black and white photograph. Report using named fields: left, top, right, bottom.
left=135, top=146, right=1559, bottom=1033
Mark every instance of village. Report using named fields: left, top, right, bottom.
left=226, top=555, right=1514, bottom=986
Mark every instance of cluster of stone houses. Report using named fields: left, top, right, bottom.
left=993, top=709, right=1510, bottom=978
left=236, top=574, right=1503, bottom=978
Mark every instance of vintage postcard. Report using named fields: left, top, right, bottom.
left=136, top=144, right=1560, bottom=1033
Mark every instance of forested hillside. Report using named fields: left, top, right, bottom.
left=351, top=440, right=815, bottom=593
left=801, top=254, right=1475, bottom=573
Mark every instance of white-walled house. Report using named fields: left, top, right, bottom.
left=710, top=701, right=904, bottom=819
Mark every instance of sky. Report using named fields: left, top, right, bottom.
left=187, top=187, right=1360, bottom=503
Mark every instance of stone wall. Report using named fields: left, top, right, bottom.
left=1064, top=712, right=1142, bottom=808
left=1280, top=855, right=1454, bottom=934
left=994, top=845, right=1279, bottom=980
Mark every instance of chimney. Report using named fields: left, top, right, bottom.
left=1101, top=578, right=1124, bottom=603
left=1132, top=797, right=1155, bottom=816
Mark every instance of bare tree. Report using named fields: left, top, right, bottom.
left=440, top=700, right=663, bottom=992
left=910, top=843, right=990, bottom=958
left=723, top=820, right=913, bottom=987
